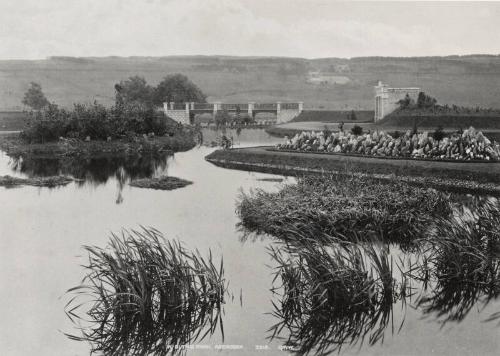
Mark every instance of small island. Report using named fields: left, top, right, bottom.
left=0, top=75, right=205, bottom=160
left=129, top=176, right=193, bottom=190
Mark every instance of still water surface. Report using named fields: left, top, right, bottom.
left=0, top=129, right=499, bottom=355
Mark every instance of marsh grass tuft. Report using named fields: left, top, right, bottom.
left=64, top=227, right=227, bottom=355
left=237, top=174, right=451, bottom=244
left=268, top=240, right=413, bottom=355
left=411, top=199, right=500, bottom=324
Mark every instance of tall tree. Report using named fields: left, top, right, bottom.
left=114, top=76, right=154, bottom=107
left=153, top=74, right=206, bottom=106
left=22, top=82, right=49, bottom=110
left=397, top=93, right=415, bottom=109
left=416, top=92, right=437, bottom=109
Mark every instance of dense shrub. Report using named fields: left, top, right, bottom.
left=351, top=125, right=363, bottom=135
left=432, top=126, right=446, bottom=142
left=21, top=102, right=173, bottom=143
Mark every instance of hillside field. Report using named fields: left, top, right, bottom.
left=2, top=55, right=500, bottom=111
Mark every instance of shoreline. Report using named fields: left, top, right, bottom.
left=205, top=146, right=500, bottom=196
left=0, top=133, right=196, bottom=159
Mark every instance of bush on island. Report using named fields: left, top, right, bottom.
left=20, top=102, right=178, bottom=143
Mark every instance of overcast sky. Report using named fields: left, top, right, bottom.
left=1, top=0, right=500, bottom=59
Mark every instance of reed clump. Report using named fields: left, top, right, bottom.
left=65, top=228, right=227, bottom=355
left=268, top=241, right=411, bottom=355
left=412, top=199, right=500, bottom=324
left=237, top=174, right=451, bottom=244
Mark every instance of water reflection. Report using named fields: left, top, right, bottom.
left=9, top=152, right=171, bottom=203
left=264, top=196, right=500, bottom=355
left=65, top=228, right=227, bottom=356
left=412, top=198, right=500, bottom=325
left=268, top=242, right=412, bottom=355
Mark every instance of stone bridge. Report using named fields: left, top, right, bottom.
left=163, top=101, right=303, bottom=125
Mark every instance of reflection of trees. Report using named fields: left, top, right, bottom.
left=268, top=242, right=412, bottom=355
left=9, top=152, right=170, bottom=203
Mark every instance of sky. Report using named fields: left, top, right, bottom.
left=1, top=0, right=500, bottom=59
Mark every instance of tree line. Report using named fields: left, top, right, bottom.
left=20, top=74, right=207, bottom=143
left=22, top=74, right=207, bottom=111
left=396, top=92, right=500, bottom=116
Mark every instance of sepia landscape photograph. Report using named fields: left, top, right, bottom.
left=2, top=0, right=500, bottom=355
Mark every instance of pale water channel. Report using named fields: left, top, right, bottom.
left=0, top=128, right=499, bottom=355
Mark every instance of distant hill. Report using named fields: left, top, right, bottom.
left=1, top=55, right=500, bottom=110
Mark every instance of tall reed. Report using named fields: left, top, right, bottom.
left=411, top=199, right=500, bottom=324
left=64, top=228, right=227, bottom=355
left=268, top=240, right=412, bottom=355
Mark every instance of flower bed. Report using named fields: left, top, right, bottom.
left=275, top=127, right=500, bottom=161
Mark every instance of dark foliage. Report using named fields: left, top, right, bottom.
left=432, top=126, right=446, bottom=142
left=351, top=125, right=363, bottom=135
left=22, top=82, right=50, bottom=110
left=417, top=92, right=438, bottom=109
left=153, top=74, right=207, bottom=106
left=20, top=102, right=174, bottom=143
left=115, top=76, right=154, bottom=106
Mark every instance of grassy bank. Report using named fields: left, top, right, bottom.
left=291, top=110, right=374, bottom=123
left=0, top=111, right=27, bottom=131
left=0, top=132, right=196, bottom=159
left=206, top=147, right=500, bottom=195
left=379, top=113, right=500, bottom=130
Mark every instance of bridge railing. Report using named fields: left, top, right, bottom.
left=281, top=103, right=299, bottom=110
left=254, top=103, right=277, bottom=110
left=172, top=103, right=185, bottom=110
left=165, top=102, right=302, bottom=112
left=220, top=103, right=248, bottom=111
left=193, top=103, right=213, bottom=110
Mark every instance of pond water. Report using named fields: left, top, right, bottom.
left=0, top=128, right=499, bottom=355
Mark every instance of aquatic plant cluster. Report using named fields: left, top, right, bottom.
left=413, top=200, right=500, bottom=324
left=65, top=228, right=226, bottom=356
left=129, top=176, right=193, bottom=190
left=269, top=242, right=411, bottom=354
left=237, top=174, right=451, bottom=244
left=275, top=127, right=500, bottom=161
left=264, top=196, right=500, bottom=355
